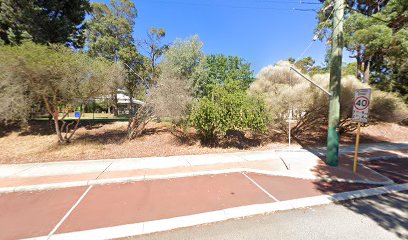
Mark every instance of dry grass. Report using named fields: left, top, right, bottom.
left=295, top=122, right=408, bottom=147
left=0, top=121, right=290, bottom=164
left=1, top=121, right=407, bottom=164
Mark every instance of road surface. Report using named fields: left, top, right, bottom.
left=131, top=191, right=408, bottom=240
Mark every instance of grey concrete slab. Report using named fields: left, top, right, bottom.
left=15, top=161, right=112, bottom=177
left=107, top=157, right=190, bottom=171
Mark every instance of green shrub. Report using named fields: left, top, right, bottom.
left=190, top=81, right=269, bottom=142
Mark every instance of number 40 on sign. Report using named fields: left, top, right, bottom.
left=352, top=89, right=371, bottom=123
left=352, top=88, right=371, bottom=174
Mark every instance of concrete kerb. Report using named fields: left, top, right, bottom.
left=0, top=145, right=402, bottom=193
left=30, top=182, right=408, bottom=240
left=2, top=141, right=406, bottom=176
left=308, top=142, right=408, bottom=157
left=358, top=154, right=408, bottom=162
left=0, top=150, right=279, bottom=179
left=3, top=143, right=405, bottom=179
left=0, top=167, right=393, bottom=194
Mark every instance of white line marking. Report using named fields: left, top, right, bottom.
left=29, top=182, right=408, bottom=240
left=47, top=185, right=93, bottom=240
left=242, top=172, right=279, bottom=202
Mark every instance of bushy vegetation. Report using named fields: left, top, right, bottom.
left=128, top=36, right=269, bottom=143
left=149, top=35, right=203, bottom=120
left=0, top=43, right=124, bottom=143
left=128, top=36, right=202, bottom=139
left=190, top=81, right=269, bottom=142
left=250, top=61, right=408, bottom=137
left=1, top=0, right=406, bottom=148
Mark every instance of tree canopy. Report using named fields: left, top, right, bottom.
left=316, top=0, right=408, bottom=102
left=86, top=0, right=137, bottom=61
left=192, top=54, right=254, bottom=98
left=0, top=0, right=91, bottom=47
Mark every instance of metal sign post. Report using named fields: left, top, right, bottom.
left=352, top=88, right=371, bottom=174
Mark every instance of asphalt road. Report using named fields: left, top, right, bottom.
left=130, top=191, right=408, bottom=240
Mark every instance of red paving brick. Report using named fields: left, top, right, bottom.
left=0, top=170, right=392, bottom=239
left=0, top=187, right=87, bottom=240
left=0, top=173, right=100, bottom=188
left=246, top=173, right=376, bottom=201
left=57, top=173, right=274, bottom=233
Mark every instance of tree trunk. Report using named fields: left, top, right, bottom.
left=112, top=93, right=119, bottom=116
left=42, top=96, right=65, bottom=143
left=356, top=46, right=363, bottom=81
left=129, top=95, right=134, bottom=115
left=363, top=57, right=371, bottom=83
left=127, top=104, right=152, bottom=140
left=53, top=114, right=65, bottom=144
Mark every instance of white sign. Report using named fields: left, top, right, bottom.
left=352, top=89, right=371, bottom=123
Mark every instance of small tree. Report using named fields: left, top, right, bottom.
left=127, top=36, right=203, bottom=139
left=0, top=43, right=124, bottom=143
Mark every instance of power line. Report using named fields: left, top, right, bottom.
left=295, top=3, right=336, bottom=62
left=144, top=0, right=320, bottom=11
left=346, top=6, right=389, bottom=23
left=255, top=0, right=322, bottom=4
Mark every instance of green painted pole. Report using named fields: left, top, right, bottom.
left=326, top=0, right=344, bottom=166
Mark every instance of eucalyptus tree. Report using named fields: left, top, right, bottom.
left=86, top=0, right=139, bottom=115
left=141, top=27, right=168, bottom=85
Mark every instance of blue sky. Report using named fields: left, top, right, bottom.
left=95, top=0, right=350, bottom=75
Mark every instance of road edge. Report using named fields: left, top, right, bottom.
left=29, top=182, right=408, bottom=240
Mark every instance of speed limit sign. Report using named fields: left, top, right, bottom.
left=352, top=89, right=371, bottom=123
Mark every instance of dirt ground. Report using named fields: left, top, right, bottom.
left=0, top=121, right=407, bottom=164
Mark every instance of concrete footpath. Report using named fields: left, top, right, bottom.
left=0, top=142, right=407, bottom=240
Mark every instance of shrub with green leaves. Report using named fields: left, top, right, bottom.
left=190, top=81, right=269, bottom=142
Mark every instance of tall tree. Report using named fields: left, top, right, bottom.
left=86, top=0, right=139, bottom=115
left=0, top=0, right=90, bottom=47
left=141, top=27, right=168, bottom=85
left=86, top=0, right=137, bottom=61
left=316, top=0, right=408, bottom=102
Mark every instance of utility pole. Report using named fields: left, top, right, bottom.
left=326, top=0, right=344, bottom=166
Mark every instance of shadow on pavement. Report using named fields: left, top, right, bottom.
left=313, top=156, right=408, bottom=240
left=340, top=191, right=408, bottom=239
left=365, top=158, right=408, bottom=184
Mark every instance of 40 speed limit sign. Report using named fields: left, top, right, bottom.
left=352, top=89, right=371, bottom=123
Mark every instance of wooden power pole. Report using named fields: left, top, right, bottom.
left=326, top=0, right=344, bottom=166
